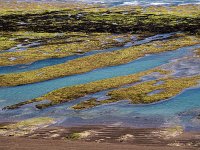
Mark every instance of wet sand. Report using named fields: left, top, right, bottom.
left=0, top=125, right=199, bottom=149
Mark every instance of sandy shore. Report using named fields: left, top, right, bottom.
left=0, top=125, right=200, bottom=149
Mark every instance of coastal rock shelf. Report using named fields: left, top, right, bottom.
left=1, top=3, right=200, bottom=33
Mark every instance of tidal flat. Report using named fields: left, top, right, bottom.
left=0, top=34, right=200, bottom=87
left=0, top=1, right=200, bottom=148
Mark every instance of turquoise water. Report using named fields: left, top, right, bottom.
left=0, top=44, right=199, bottom=108
left=75, top=87, right=200, bottom=129
left=0, top=33, right=173, bottom=74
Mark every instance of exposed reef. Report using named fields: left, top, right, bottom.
left=0, top=2, right=200, bottom=34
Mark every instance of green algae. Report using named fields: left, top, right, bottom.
left=71, top=98, right=117, bottom=110
left=67, top=133, right=82, bottom=140
left=0, top=34, right=199, bottom=87
left=0, top=32, right=133, bottom=66
left=72, top=76, right=200, bottom=110
left=0, top=36, right=18, bottom=51
left=71, top=98, right=101, bottom=110
left=108, top=76, right=200, bottom=103
left=0, top=31, right=61, bottom=52
left=0, top=117, right=55, bottom=136
left=153, top=126, right=183, bottom=140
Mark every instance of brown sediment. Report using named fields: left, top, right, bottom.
left=0, top=136, right=189, bottom=150
left=0, top=124, right=199, bottom=149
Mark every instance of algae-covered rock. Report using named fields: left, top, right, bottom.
left=67, top=130, right=97, bottom=140
left=0, top=2, right=199, bottom=33
left=0, top=117, right=55, bottom=136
